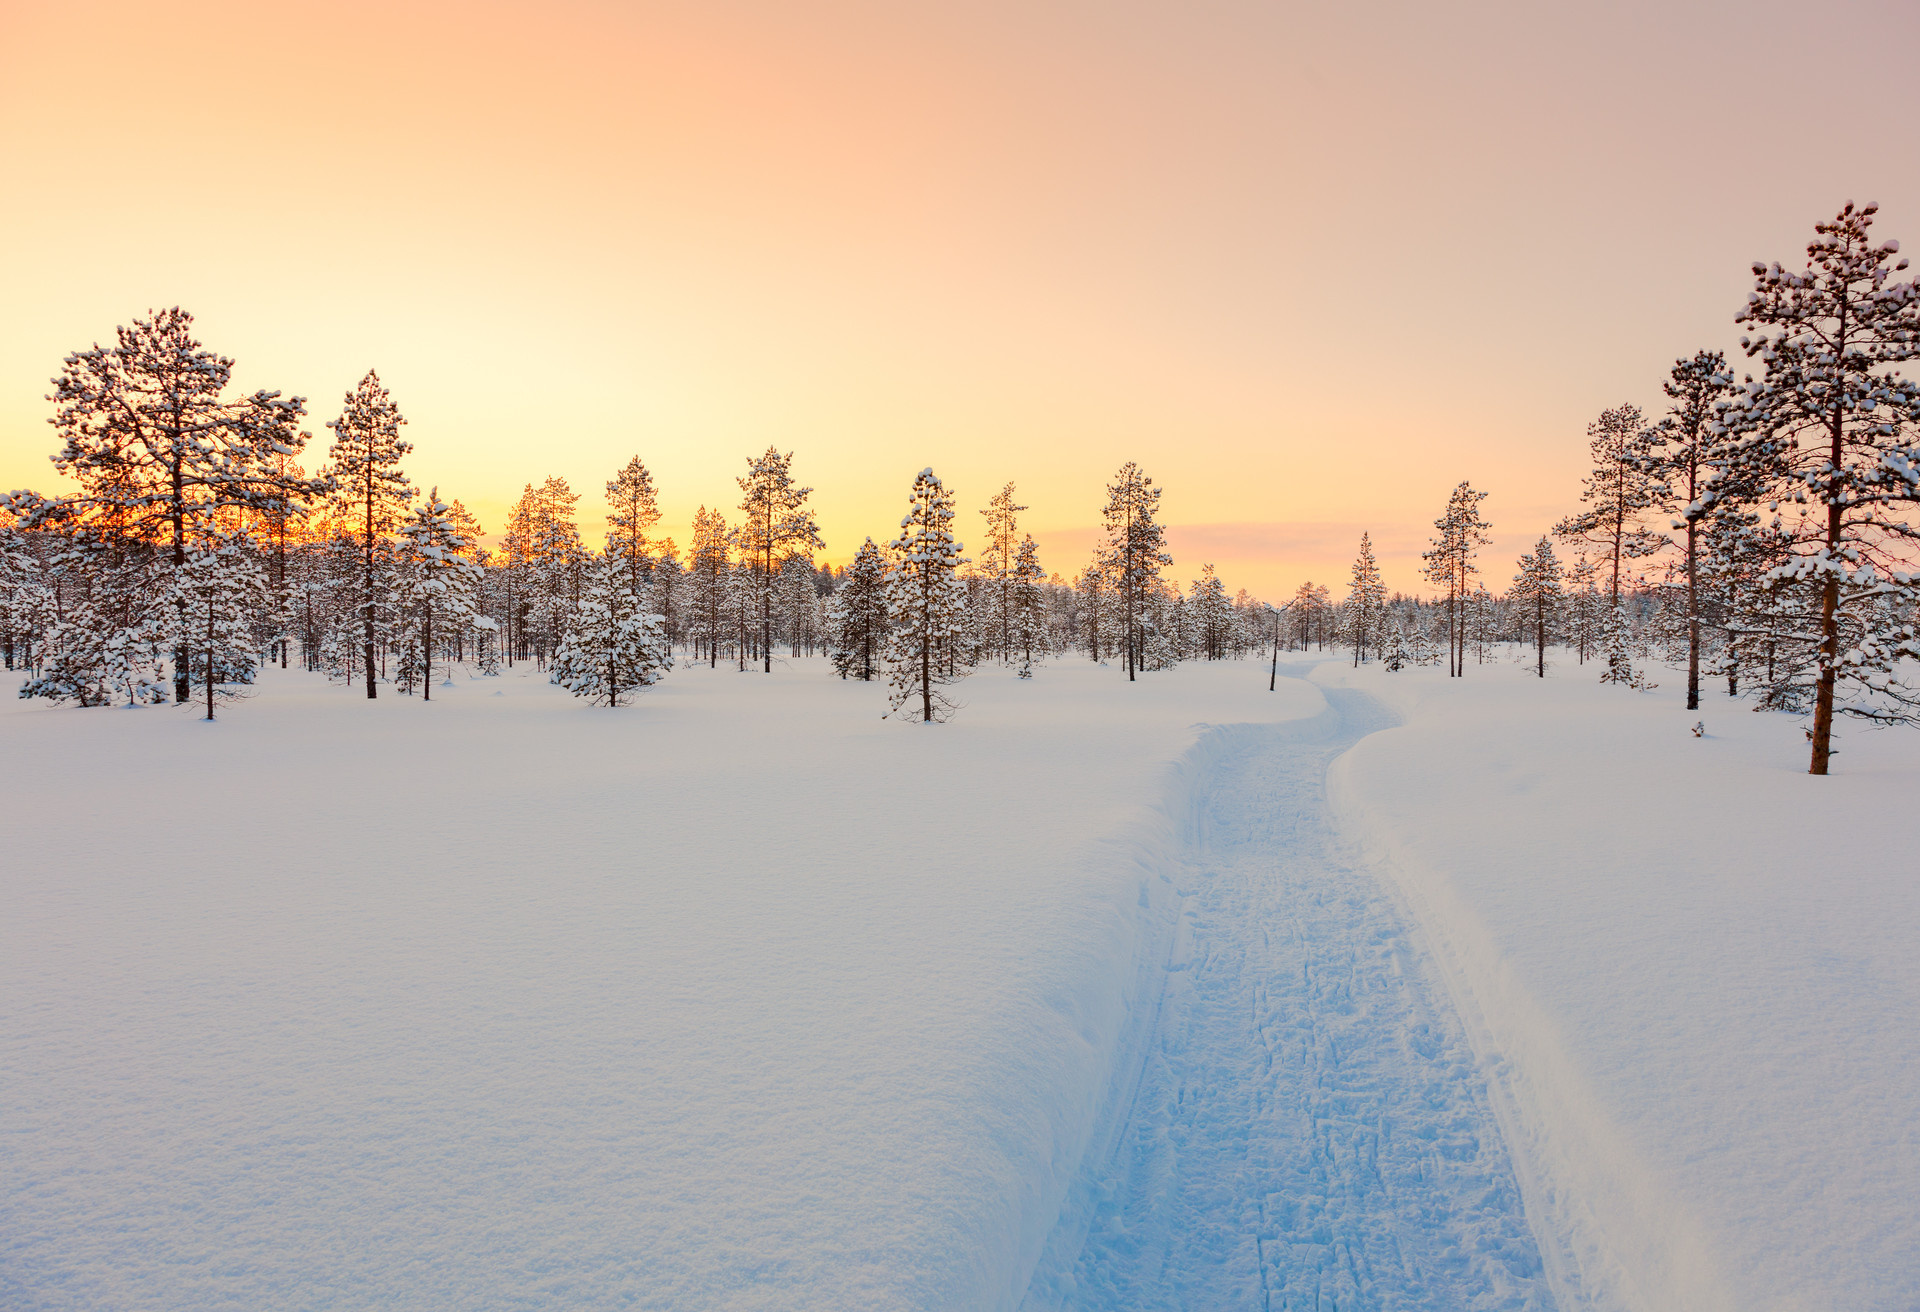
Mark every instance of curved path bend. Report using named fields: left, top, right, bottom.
left=1030, top=678, right=1557, bottom=1312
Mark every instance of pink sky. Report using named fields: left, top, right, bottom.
left=3, top=0, right=1916, bottom=597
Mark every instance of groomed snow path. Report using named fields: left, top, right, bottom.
left=1027, top=681, right=1554, bottom=1312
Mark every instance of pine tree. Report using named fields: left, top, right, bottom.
left=1011, top=534, right=1046, bottom=676
left=550, top=556, right=670, bottom=706
left=978, top=483, right=1028, bottom=662
left=687, top=506, right=730, bottom=667
left=323, top=370, right=413, bottom=699
left=1181, top=564, right=1228, bottom=661
left=649, top=542, right=684, bottom=655
left=1719, top=201, right=1920, bottom=774
left=606, top=455, right=661, bottom=597
left=1099, top=462, right=1171, bottom=682
left=735, top=449, right=823, bottom=674
left=174, top=536, right=267, bottom=720
left=827, top=538, right=888, bottom=680
left=1344, top=532, right=1386, bottom=666
left=1555, top=404, right=1662, bottom=607
left=396, top=487, right=481, bottom=701
left=1646, top=351, right=1738, bottom=710
left=1422, top=482, right=1491, bottom=677
left=1598, top=601, right=1655, bottom=690
left=1384, top=625, right=1411, bottom=672
left=1510, top=535, right=1564, bottom=677
left=884, top=468, right=969, bottom=721
left=41, top=307, right=316, bottom=703
left=19, top=585, right=169, bottom=707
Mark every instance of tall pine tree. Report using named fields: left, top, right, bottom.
left=322, top=370, right=413, bottom=699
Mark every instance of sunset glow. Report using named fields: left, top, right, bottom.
left=4, top=0, right=1916, bottom=594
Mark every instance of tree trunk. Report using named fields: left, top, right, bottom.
left=423, top=603, right=433, bottom=701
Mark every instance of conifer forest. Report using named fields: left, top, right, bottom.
left=6, top=205, right=1918, bottom=770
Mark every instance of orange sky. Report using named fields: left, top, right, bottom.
left=3, top=0, right=1917, bottom=598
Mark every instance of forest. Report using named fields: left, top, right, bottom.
left=3, top=202, right=1917, bottom=770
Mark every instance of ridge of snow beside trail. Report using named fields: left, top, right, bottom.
left=1023, top=682, right=1557, bottom=1312
left=1315, top=657, right=1920, bottom=1312
left=1, top=658, right=1322, bottom=1312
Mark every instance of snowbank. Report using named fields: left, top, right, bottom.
left=1317, top=655, right=1920, bottom=1312
left=1, top=657, right=1319, bottom=1311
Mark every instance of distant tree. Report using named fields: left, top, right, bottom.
left=1343, top=532, right=1386, bottom=666
left=550, top=556, right=670, bottom=707
left=1011, top=534, right=1046, bottom=675
left=396, top=488, right=481, bottom=701
left=1188, top=564, right=1233, bottom=660
left=1422, top=481, right=1491, bottom=677
left=1510, top=535, right=1564, bottom=677
left=736, top=449, right=823, bottom=674
left=606, top=455, right=661, bottom=597
left=1645, top=351, right=1738, bottom=710
left=884, top=468, right=969, bottom=721
left=978, top=482, right=1028, bottom=661
left=323, top=370, right=413, bottom=698
left=1098, top=462, right=1171, bottom=681
left=1720, top=200, right=1920, bottom=774
left=827, top=537, right=889, bottom=680
left=174, top=536, right=266, bottom=720
left=1555, top=404, right=1661, bottom=607
left=687, top=506, right=730, bottom=667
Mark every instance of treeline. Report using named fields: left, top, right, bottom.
left=1318, top=201, right=1920, bottom=776
left=0, top=312, right=1275, bottom=721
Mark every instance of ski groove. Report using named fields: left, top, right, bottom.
left=1039, top=686, right=1555, bottom=1311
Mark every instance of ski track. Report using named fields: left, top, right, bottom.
left=1044, top=685, right=1555, bottom=1312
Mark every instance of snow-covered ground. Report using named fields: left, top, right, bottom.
left=1318, top=655, right=1920, bottom=1312
left=2, top=658, right=1320, bottom=1311
left=5, top=651, right=1916, bottom=1311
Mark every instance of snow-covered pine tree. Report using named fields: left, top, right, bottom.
left=19, top=581, right=170, bottom=708
left=1186, top=564, right=1233, bottom=661
left=1555, top=404, right=1663, bottom=608
left=606, top=455, right=661, bottom=598
left=527, top=477, right=586, bottom=666
left=397, top=487, right=481, bottom=700
left=778, top=553, right=818, bottom=657
left=1421, top=482, right=1491, bottom=677
left=1011, top=533, right=1046, bottom=676
left=1645, top=351, right=1737, bottom=710
left=1598, top=600, right=1655, bottom=690
left=883, top=469, right=969, bottom=721
left=647, top=543, right=683, bottom=655
left=1075, top=562, right=1111, bottom=662
left=38, top=308, right=317, bottom=703
left=686, top=507, right=730, bottom=666
left=827, top=537, right=888, bottom=680
left=172, top=536, right=266, bottom=720
left=1718, top=200, right=1920, bottom=773
left=978, top=482, right=1027, bottom=662
left=1510, top=535, right=1564, bottom=678
left=1384, top=625, right=1411, bottom=671
left=1344, top=532, right=1386, bottom=666
left=549, top=555, right=670, bottom=706
left=735, top=449, right=823, bottom=673
left=323, top=370, right=413, bottom=698
left=1099, top=462, right=1171, bottom=681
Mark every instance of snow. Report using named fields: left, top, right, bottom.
left=1026, top=687, right=1553, bottom=1311
left=1, top=658, right=1318, bottom=1310
left=6, top=650, right=1917, bottom=1311
left=1317, top=656, right=1920, bottom=1312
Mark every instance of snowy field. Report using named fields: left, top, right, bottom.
left=3, top=658, right=1322, bottom=1310
left=1319, top=657, right=1920, bottom=1312
left=5, top=654, right=1917, bottom=1311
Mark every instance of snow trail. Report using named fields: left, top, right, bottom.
left=1026, top=681, right=1555, bottom=1311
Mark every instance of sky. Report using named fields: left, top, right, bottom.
left=3, top=0, right=1918, bottom=598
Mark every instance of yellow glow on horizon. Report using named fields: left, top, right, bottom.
left=3, top=0, right=1916, bottom=598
